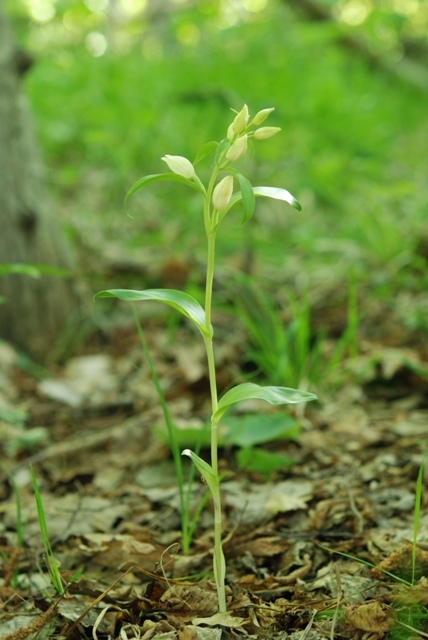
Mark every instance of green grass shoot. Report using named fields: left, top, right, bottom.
left=132, top=305, right=209, bottom=555
left=30, top=464, right=64, bottom=595
left=412, top=457, right=425, bottom=585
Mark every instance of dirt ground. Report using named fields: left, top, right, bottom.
left=1, top=299, right=427, bottom=640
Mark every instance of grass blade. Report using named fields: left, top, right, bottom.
left=30, top=465, right=64, bottom=595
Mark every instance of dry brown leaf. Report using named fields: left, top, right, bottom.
left=160, top=585, right=218, bottom=618
left=192, top=612, right=245, bottom=628
left=178, top=625, right=199, bottom=640
left=345, top=600, right=391, bottom=633
left=371, top=543, right=428, bottom=582
left=308, top=497, right=358, bottom=531
left=393, top=576, right=428, bottom=605
left=233, top=535, right=288, bottom=558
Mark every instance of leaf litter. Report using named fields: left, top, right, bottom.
left=0, top=302, right=427, bottom=639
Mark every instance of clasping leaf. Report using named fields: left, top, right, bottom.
left=213, top=383, right=317, bottom=421
left=125, top=172, right=205, bottom=214
left=182, top=449, right=219, bottom=496
left=219, top=184, right=301, bottom=223
left=94, top=288, right=212, bottom=339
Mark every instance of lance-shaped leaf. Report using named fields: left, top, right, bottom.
left=193, top=141, right=218, bottom=165
left=233, top=171, right=255, bottom=223
left=213, top=383, right=317, bottom=422
left=219, top=184, right=301, bottom=222
left=125, top=172, right=205, bottom=214
left=182, top=449, right=219, bottom=496
left=94, top=288, right=212, bottom=338
left=0, top=263, right=70, bottom=278
left=253, top=186, right=302, bottom=210
left=215, top=138, right=230, bottom=165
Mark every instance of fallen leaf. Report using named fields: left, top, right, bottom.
left=192, top=612, right=245, bottom=628
left=345, top=601, right=391, bottom=632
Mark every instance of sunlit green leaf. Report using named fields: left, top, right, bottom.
left=220, top=184, right=301, bottom=221
left=214, top=383, right=317, bottom=421
left=94, top=288, right=212, bottom=338
left=253, top=186, right=302, bottom=210
left=125, top=172, right=205, bottom=214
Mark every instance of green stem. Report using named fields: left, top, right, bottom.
left=205, top=336, right=219, bottom=475
left=203, top=171, right=226, bottom=612
left=205, top=231, right=219, bottom=473
left=213, top=492, right=226, bottom=613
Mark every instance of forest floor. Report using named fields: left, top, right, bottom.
left=1, top=275, right=428, bottom=640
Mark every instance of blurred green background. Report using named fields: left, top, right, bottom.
left=6, top=0, right=428, bottom=357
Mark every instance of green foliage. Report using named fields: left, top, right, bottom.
left=225, top=413, right=299, bottom=448
left=132, top=307, right=208, bottom=555
left=0, top=264, right=71, bottom=306
left=0, top=264, right=70, bottom=278
left=231, top=279, right=323, bottom=389
left=156, top=413, right=300, bottom=479
left=214, top=383, right=316, bottom=422
left=1, top=406, right=48, bottom=456
left=412, top=459, right=425, bottom=586
left=231, top=275, right=362, bottom=391
left=218, top=389, right=303, bottom=481
left=156, top=412, right=299, bottom=450
left=236, top=447, right=295, bottom=479
left=30, top=465, right=64, bottom=595
left=9, top=0, right=426, bottom=322
left=95, top=288, right=211, bottom=338
left=16, top=1, right=426, bottom=209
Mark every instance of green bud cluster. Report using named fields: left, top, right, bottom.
left=159, top=105, right=283, bottom=223
left=160, top=106, right=280, bottom=210
left=224, top=104, right=281, bottom=163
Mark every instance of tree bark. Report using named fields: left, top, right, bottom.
left=0, top=6, right=83, bottom=362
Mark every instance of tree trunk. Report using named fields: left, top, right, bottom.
left=0, top=6, right=83, bottom=362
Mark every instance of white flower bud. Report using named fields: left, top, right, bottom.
left=161, top=155, right=195, bottom=179
left=251, top=107, right=275, bottom=126
left=226, top=134, right=248, bottom=162
left=227, top=123, right=235, bottom=141
left=212, top=175, right=233, bottom=211
left=253, top=126, right=281, bottom=140
left=232, top=104, right=249, bottom=135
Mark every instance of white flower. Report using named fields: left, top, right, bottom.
left=161, top=155, right=196, bottom=179
left=226, top=135, right=248, bottom=162
left=253, top=126, right=281, bottom=140
left=212, top=175, right=233, bottom=211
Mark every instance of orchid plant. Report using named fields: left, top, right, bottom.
left=95, top=105, right=317, bottom=612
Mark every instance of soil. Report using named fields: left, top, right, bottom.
left=0, top=297, right=427, bottom=640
